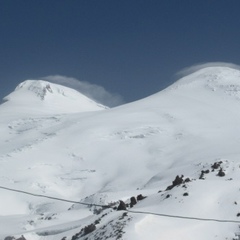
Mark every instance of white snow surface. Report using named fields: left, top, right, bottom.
left=1, top=67, right=240, bottom=239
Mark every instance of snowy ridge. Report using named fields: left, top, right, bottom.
left=1, top=67, right=240, bottom=239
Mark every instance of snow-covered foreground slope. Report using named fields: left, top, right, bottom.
left=1, top=67, right=240, bottom=239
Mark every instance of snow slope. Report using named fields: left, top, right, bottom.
left=1, top=67, right=240, bottom=240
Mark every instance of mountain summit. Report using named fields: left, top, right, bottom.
left=1, top=80, right=107, bottom=115
left=170, top=66, right=240, bottom=95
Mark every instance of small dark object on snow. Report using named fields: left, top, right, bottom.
left=117, top=200, right=127, bottom=211
left=165, top=194, right=171, bottom=199
left=94, top=219, right=100, bottom=224
left=199, top=170, right=205, bottom=179
left=199, top=170, right=210, bottom=179
left=217, top=168, right=225, bottom=177
left=119, top=212, right=128, bottom=220
left=184, top=178, right=191, bottom=183
left=137, top=194, right=147, bottom=201
left=237, top=213, right=240, bottom=217
left=130, top=196, right=137, bottom=207
left=183, top=192, right=189, bottom=196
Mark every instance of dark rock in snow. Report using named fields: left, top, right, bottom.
left=117, top=200, right=127, bottom=211
left=199, top=170, right=205, bottom=179
left=4, top=236, right=26, bottom=240
left=217, top=168, right=225, bottom=177
left=4, top=237, right=15, bottom=240
left=17, top=236, right=27, bottom=240
left=184, top=178, right=191, bottom=183
left=130, top=196, right=137, bottom=207
left=166, top=185, right=174, bottom=191
left=71, top=223, right=96, bottom=239
left=173, top=175, right=184, bottom=185
left=166, top=175, right=184, bottom=190
left=84, top=224, right=96, bottom=235
left=95, top=219, right=100, bottom=225
left=137, top=194, right=147, bottom=201
left=199, top=170, right=210, bottom=179
left=165, top=194, right=171, bottom=199
left=211, top=161, right=222, bottom=170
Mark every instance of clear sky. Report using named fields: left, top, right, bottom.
left=1, top=0, right=240, bottom=106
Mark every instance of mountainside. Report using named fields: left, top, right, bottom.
left=1, top=67, right=240, bottom=240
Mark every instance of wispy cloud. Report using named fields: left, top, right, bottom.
left=177, top=62, right=240, bottom=78
left=41, top=75, right=124, bottom=107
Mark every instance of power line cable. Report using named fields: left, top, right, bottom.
left=0, top=185, right=111, bottom=208
left=127, top=209, right=240, bottom=223
left=1, top=185, right=240, bottom=224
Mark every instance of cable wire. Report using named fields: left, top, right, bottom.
left=127, top=209, right=240, bottom=223
left=0, top=185, right=111, bottom=208
left=1, top=185, right=240, bottom=224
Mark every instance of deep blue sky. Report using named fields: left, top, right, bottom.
left=1, top=0, right=240, bottom=105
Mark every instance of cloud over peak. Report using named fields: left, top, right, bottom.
left=42, top=75, right=124, bottom=107
left=177, top=62, right=240, bottom=78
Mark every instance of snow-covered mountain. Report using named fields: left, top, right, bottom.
left=1, top=80, right=107, bottom=116
left=1, top=67, right=240, bottom=240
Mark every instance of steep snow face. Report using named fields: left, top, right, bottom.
left=1, top=67, right=240, bottom=239
left=1, top=80, right=107, bottom=115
